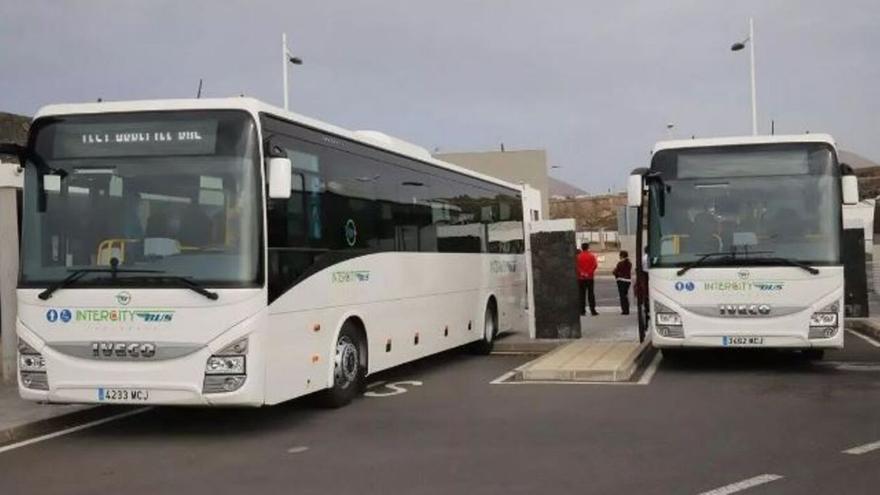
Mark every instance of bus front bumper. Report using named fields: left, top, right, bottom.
left=652, top=329, right=844, bottom=349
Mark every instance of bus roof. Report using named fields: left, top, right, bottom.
left=652, top=134, right=836, bottom=154
left=33, top=97, right=524, bottom=193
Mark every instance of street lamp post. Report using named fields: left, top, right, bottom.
left=731, top=18, right=757, bottom=135
left=282, top=33, right=303, bottom=111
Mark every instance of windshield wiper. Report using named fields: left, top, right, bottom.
left=38, top=266, right=163, bottom=300
left=744, top=256, right=820, bottom=275
left=676, top=252, right=739, bottom=276
left=110, top=274, right=220, bottom=301
left=153, top=276, right=220, bottom=301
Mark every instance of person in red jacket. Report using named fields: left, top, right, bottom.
left=576, top=243, right=599, bottom=316
left=612, top=250, right=632, bottom=315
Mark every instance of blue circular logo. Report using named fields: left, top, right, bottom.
left=46, top=309, right=59, bottom=322
left=60, top=309, right=72, bottom=323
left=675, top=281, right=696, bottom=292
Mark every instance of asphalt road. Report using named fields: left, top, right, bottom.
left=2, top=333, right=880, bottom=495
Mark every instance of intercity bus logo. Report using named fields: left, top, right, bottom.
left=332, top=270, right=370, bottom=283
left=703, top=281, right=784, bottom=292
left=490, top=260, right=518, bottom=274
left=45, top=308, right=175, bottom=323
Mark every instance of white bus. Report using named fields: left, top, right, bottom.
left=2, top=98, right=529, bottom=407
left=627, top=134, right=859, bottom=359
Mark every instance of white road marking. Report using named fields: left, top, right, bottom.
left=287, top=446, right=310, bottom=454
left=697, top=474, right=783, bottom=495
left=846, top=329, right=880, bottom=348
left=843, top=439, right=880, bottom=455
left=366, top=380, right=386, bottom=389
left=364, top=380, right=423, bottom=397
left=818, top=361, right=880, bottom=372
left=0, top=407, right=150, bottom=455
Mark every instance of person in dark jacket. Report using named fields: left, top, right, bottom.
left=613, top=250, right=632, bottom=315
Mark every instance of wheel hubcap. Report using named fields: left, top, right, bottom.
left=334, top=336, right=359, bottom=389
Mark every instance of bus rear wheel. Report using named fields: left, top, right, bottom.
left=319, top=324, right=365, bottom=408
left=471, top=301, right=498, bottom=355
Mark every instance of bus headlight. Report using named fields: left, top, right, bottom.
left=18, top=339, right=49, bottom=390
left=203, top=337, right=248, bottom=394
left=810, top=312, right=838, bottom=327
left=205, top=356, right=245, bottom=375
left=655, top=302, right=682, bottom=326
left=19, top=353, right=46, bottom=372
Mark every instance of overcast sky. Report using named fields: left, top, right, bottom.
left=2, top=0, right=878, bottom=192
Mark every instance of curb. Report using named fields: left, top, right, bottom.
left=491, top=338, right=571, bottom=355
left=846, top=318, right=880, bottom=342
left=0, top=405, right=129, bottom=449
left=514, top=339, right=652, bottom=382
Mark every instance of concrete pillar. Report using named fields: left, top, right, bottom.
left=0, top=162, right=22, bottom=382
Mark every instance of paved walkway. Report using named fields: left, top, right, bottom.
left=494, top=307, right=648, bottom=382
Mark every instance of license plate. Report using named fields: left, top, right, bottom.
left=722, top=336, right=765, bottom=346
left=97, top=388, right=150, bottom=402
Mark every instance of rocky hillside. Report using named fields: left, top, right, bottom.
left=0, top=112, right=29, bottom=145
left=0, top=112, right=30, bottom=162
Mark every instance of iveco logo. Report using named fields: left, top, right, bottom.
left=91, top=342, right=156, bottom=359
left=719, top=304, right=771, bottom=316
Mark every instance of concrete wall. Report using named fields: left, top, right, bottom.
left=435, top=149, right=550, bottom=214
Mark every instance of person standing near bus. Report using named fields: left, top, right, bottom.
left=577, top=242, right=599, bottom=316
left=613, top=250, right=632, bottom=315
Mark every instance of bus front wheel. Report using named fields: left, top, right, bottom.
left=319, top=324, right=366, bottom=408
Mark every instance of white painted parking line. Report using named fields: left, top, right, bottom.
left=0, top=407, right=150, bottom=455
left=697, top=474, right=783, bottom=495
left=818, top=361, right=880, bottom=372
left=846, top=329, right=880, bottom=348
left=364, top=380, right=422, bottom=397
left=843, top=439, right=880, bottom=455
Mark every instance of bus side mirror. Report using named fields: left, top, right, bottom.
left=267, top=157, right=292, bottom=199
left=627, top=174, right=643, bottom=207
left=842, top=174, right=858, bottom=205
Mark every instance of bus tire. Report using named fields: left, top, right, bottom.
left=319, top=323, right=366, bottom=408
left=471, top=300, right=498, bottom=355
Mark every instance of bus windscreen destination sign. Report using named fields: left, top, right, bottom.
left=52, top=120, right=218, bottom=158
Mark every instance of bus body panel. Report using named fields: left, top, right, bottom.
left=649, top=266, right=844, bottom=348
left=262, top=251, right=525, bottom=405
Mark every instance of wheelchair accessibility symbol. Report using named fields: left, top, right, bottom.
left=674, top=281, right=696, bottom=292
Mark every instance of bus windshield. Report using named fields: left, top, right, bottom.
left=648, top=143, right=841, bottom=267
left=20, top=110, right=262, bottom=287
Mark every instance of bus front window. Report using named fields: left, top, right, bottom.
left=648, top=143, right=841, bottom=268
left=20, top=110, right=262, bottom=288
